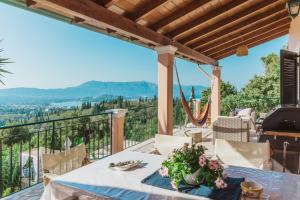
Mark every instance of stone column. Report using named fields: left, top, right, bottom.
left=109, top=109, right=127, bottom=154
left=155, top=45, right=177, bottom=135
left=211, top=66, right=221, bottom=123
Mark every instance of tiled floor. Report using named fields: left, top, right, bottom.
left=2, top=127, right=212, bottom=200
left=2, top=184, right=44, bottom=200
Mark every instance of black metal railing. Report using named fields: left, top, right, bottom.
left=124, top=106, right=157, bottom=149
left=0, top=111, right=113, bottom=198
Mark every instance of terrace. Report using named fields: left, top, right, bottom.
left=1, top=0, right=300, bottom=199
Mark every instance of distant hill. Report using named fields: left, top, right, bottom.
left=0, top=81, right=207, bottom=105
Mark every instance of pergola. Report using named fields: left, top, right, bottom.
left=3, top=0, right=294, bottom=135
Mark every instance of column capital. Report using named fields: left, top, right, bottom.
left=155, top=45, right=177, bottom=55
left=107, top=109, right=127, bottom=118
left=212, top=65, right=222, bottom=70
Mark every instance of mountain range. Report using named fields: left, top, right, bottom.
left=0, top=81, right=206, bottom=105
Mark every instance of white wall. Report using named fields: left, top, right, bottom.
left=288, top=15, right=300, bottom=52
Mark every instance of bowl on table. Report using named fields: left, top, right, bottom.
left=109, top=160, right=142, bottom=171
left=240, top=181, right=263, bottom=198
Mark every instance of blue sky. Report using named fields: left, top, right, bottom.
left=0, top=2, right=288, bottom=90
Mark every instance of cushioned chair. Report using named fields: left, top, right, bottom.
left=154, top=134, right=192, bottom=156
left=42, top=144, right=89, bottom=186
left=213, top=116, right=250, bottom=144
left=215, top=139, right=271, bottom=170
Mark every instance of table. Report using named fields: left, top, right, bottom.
left=41, top=151, right=300, bottom=200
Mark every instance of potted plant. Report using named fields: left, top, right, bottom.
left=159, top=143, right=227, bottom=190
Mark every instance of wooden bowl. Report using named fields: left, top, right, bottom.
left=240, top=181, right=263, bottom=198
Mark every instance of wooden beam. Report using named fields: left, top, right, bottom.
left=195, top=13, right=290, bottom=52
left=188, top=4, right=287, bottom=49
left=203, top=18, right=290, bottom=55
left=212, top=29, right=290, bottom=60
left=128, top=0, right=168, bottom=22
left=149, top=0, right=211, bottom=31
left=178, top=0, right=282, bottom=45
left=215, top=30, right=289, bottom=60
left=34, top=0, right=217, bottom=65
left=99, top=0, right=119, bottom=7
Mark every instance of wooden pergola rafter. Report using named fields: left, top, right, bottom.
left=178, top=0, right=284, bottom=45
left=195, top=13, right=290, bottom=52
left=215, top=30, right=290, bottom=60
left=205, top=20, right=291, bottom=56
left=166, top=0, right=249, bottom=39
left=5, top=0, right=290, bottom=62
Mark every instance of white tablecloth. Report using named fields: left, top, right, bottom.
left=41, top=151, right=300, bottom=200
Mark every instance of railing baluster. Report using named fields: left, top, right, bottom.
left=59, top=128, right=62, bottom=152
left=9, top=144, right=13, bottom=191
left=66, top=125, right=68, bottom=151
left=110, top=114, right=112, bottom=155
left=101, top=127, right=104, bottom=158
left=28, top=133, right=32, bottom=187
left=19, top=140, right=22, bottom=190
left=88, top=122, right=91, bottom=157
left=51, top=121, right=55, bottom=154
left=37, top=131, right=40, bottom=183
left=93, top=122, right=96, bottom=159
left=45, top=129, right=48, bottom=154
left=97, top=121, right=100, bottom=159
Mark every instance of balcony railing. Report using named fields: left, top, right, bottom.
left=0, top=106, right=158, bottom=198
left=124, top=106, right=157, bottom=149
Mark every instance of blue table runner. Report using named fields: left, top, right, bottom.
left=142, top=171, right=244, bottom=200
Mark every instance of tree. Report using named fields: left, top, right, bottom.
left=201, top=81, right=237, bottom=107
left=0, top=44, right=12, bottom=85
left=220, top=52, right=280, bottom=115
left=117, top=96, right=123, bottom=108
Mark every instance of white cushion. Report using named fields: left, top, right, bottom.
left=237, top=108, right=251, bottom=118
left=154, top=134, right=192, bottom=156
left=215, top=139, right=270, bottom=170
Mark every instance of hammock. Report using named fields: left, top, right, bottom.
left=175, top=64, right=211, bottom=127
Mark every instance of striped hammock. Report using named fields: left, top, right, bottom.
left=175, top=65, right=210, bottom=127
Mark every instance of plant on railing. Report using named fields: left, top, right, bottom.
left=160, top=144, right=226, bottom=190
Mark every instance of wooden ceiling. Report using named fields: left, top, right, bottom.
left=4, top=0, right=291, bottom=65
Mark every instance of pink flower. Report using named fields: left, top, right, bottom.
left=198, top=154, right=206, bottom=167
left=159, top=167, right=169, bottom=177
left=171, top=180, right=178, bottom=190
left=208, top=160, right=219, bottom=170
left=215, top=177, right=227, bottom=189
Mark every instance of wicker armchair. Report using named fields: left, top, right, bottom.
left=42, top=144, right=89, bottom=186
left=213, top=116, right=250, bottom=144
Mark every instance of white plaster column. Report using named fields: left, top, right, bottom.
left=288, top=16, right=300, bottom=102
left=155, top=45, right=177, bottom=135
left=211, top=66, right=221, bottom=123
left=108, top=109, right=127, bottom=154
